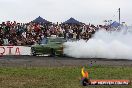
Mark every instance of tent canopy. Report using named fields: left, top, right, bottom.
left=110, top=21, right=120, bottom=28
left=32, top=16, right=51, bottom=24
left=62, top=17, right=83, bottom=25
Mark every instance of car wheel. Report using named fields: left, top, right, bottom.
left=32, top=52, right=36, bottom=56
left=31, top=49, right=36, bottom=56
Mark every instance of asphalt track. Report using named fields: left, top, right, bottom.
left=0, top=56, right=132, bottom=67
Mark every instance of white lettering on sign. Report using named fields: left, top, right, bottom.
left=90, top=80, right=130, bottom=85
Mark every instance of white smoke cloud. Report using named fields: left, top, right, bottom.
left=64, top=29, right=132, bottom=59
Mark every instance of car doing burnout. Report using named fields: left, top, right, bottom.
left=31, top=37, right=67, bottom=56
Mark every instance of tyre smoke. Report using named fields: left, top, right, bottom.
left=63, top=29, right=132, bottom=59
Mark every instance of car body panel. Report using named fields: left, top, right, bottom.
left=31, top=37, right=66, bottom=56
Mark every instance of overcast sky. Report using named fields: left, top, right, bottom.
left=0, top=0, right=132, bottom=25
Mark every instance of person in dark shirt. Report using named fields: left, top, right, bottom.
left=0, top=38, right=4, bottom=45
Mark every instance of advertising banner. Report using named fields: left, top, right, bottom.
left=0, top=46, right=31, bottom=55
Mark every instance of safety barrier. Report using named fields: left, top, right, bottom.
left=0, top=46, right=31, bottom=55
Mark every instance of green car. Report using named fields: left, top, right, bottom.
left=31, top=37, right=66, bottom=56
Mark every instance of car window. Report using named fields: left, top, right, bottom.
left=40, top=38, right=48, bottom=44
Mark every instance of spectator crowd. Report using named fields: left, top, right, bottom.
left=0, top=21, right=109, bottom=46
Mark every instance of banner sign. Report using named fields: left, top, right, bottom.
left=90, top=79, right=130, bottom=85
left=0, top=46, right=31, bottom=55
